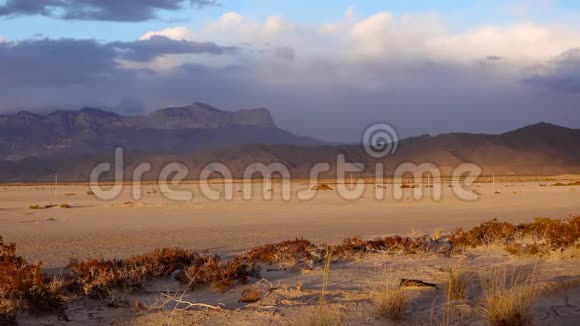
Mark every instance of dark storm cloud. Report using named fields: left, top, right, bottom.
left=111, top=35, right=237, bottom=62
left=525, top=48, right=580, bottom=93
left=0, top=38, right=120, bottom=85
left=0, top=0, right=216, bottom=21
left=0, top=37, right=236, bottom=86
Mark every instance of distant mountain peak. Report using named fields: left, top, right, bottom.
left=502, top=122, right=574, bottom=137
left=145, top=102, right=275, bottom=129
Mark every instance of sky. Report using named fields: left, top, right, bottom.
left=1, top=0, right=580, bottom=141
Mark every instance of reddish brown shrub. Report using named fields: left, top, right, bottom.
left=450, top=217, right=580, bottom=255
left=0, top=236, right=65, bottom=323
left=524, top=217, right=580, bottom=248
left=244, top=238, right=317, bottom=265
left=450, top=219, right=517, bottom=247
left=67, top=247, right=203, bottom=298
left=182, top=256, right=259, bottom=292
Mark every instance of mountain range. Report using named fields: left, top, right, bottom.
left=0, top=102, right=579, bottom=182
left=0, top=102, right=316, bottom=160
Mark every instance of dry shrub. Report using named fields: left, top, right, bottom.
left=377, top=288, right=407, bottom=321
left=239, top=286, right=263, bottom=303
left=299, top=306, right=341, bottom=326
left=183, top=256, right=258, bottom=292
left=432, top=228, right=444, bottom=241
left=311, top=183, right=333, bottom=191
left=450, top=217, right=580, bottom=254
left=552, top=181, right=580, bottom=187
left=375, top=280, right=407, bottom=322
left=450, top=219, right=517, bottom=247
left=67, top=248, right=204, bottom=297
left=504, top=243, right=544, bottom=256
left=524, top=217, right=580, bottom=249
left=0, top=236, right=65, bottom=323
left=329, top=235, right=431, bottom=257
left=244, top=238, right=317, bottom=265
left=29, top=204, right=56, bottom=210
left=480, top=266, right=537, bottom=326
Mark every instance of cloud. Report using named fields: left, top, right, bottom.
left=0, top=36, right=236, bottom=87
left=0, top=38, right=120, bottom=86
left=2, top=10, right=580, bottom=140
left=140, top=26, right=194, bottom=41
left=525, top=48, right=580, bottom=93
left=110, top=35, right=237, bottom=62
left=428, top=23, right=580, bottom=64
left=0, top=0, right=216, bottom=21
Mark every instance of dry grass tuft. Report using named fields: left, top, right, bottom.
left=480, top=266, right=538, bottom=326
left=299, top=306, right=341, bottom=326
left=298, top=250, right=341, bottom=326
left=375, top=272, right=408, bottom=322
left=446, top=265, right=468, bottom=301
left=376, top=287, right=407, bottom=322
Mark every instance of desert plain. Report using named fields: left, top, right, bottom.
left=1, top=176, right=580, bottom=325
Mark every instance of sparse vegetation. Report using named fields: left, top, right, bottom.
left=0, top=236, right=65, bottom=323
left=245, top=238, right=318, bottom=266
left=298, top=250, right=341, bottom=326
left=29, top=204, right=57, bottom=210
left=239, top=286, right=263, bottom=303
left=447, top=265, right=468, bottom=301
left=552, top=181, right=580, bottom=187
left=375, top=276, right=408, bottom=322
left=480, top=266, right=537, bottom=326
left=450, top=216, right=580, bottom=255
left=182, top=256, right=258, bottom=292
left=311, top=183, right=333, bottom=191
left=1, top=216, right=578, bottom=323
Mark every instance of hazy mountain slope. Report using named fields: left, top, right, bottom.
left=1, top=122, right=579, bottom=182
left=0, top=102, right=317, bottom=160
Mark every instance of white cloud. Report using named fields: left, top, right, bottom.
left=428, top=22, right=580, bottom=64
left=202, top=12, right=295, bottom=43
left=135, top=10, right=580, bottom=82
left=140, top=26, right=194, bottom=41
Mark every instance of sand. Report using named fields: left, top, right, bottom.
left=1, top=179, right=580, bottom=268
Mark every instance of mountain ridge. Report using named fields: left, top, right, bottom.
left=0, top=120, right=579, bottom=182
left=0, top=102, right=313, bottom=161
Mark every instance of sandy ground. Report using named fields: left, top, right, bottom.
left=2, top=177, right=580, bottom=325
left=1, top=178, right=580, bottom=268
left=17, top=247, right=580, bottom=325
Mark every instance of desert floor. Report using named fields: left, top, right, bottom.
left=1, top=178, right=579, bottom=268
left=1, top=177, right=580, bottom=325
